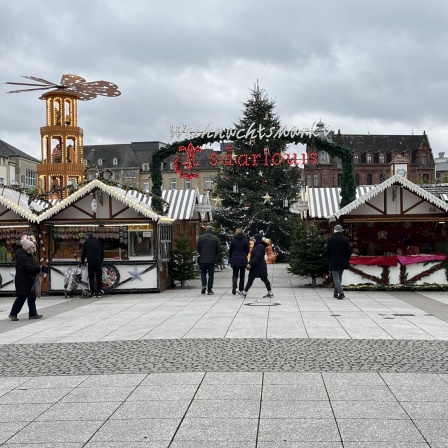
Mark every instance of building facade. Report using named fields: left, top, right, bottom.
left=304, top=122, right=435, bottom=186
left=0, top=139, right=40, bottom=188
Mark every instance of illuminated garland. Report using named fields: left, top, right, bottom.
left=150, top=133, right=355, bottom=213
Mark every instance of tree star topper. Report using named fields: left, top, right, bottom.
left=173, top=142, right=202, bottom=179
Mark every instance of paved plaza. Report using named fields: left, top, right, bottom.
left=1, top=263, right=448, bottom=446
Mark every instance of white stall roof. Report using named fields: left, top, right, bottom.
left=305, top=186, right=375, bottom=219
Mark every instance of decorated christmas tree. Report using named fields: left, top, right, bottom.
left=168, top=233, right=198, bottom=287
left=212, top=83, right=302, bottom=256
left=287, top=219, right=329, bottom=286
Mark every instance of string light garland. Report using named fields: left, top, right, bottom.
left=149, top=133, right=354, bottom=213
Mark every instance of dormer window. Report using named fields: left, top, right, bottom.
left=84, top=159, right=88, bottom=165
left=98, top=159, right=103, bottom=166
left=113, top=158, right=118, bottom=165
left=379, top=153, right=385, bottom=163
left=367, top=153, right=373, bottom=164
left=353, top=153, right=359, bottom=164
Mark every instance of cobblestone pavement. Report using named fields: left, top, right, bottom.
left=1, top=338, right=448, bottom=377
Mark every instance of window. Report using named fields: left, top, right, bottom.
left=306, top=175, right=312, bottom=186
left=143, top=181, right=149, bottom=192
left=185, top=179, right=191, bottom=190
left=0, top=177, right=4, bottom=185
left=366, top=173, right=373, bottom=185
left=113, top=158, right=118, bottom=165
left=114, top=172, right=120, bottom=181
left=204, top=178, right=212, bottom=190
left=84, top=159, right=88, bottom=165
left=98, top=159, right=103, bottom=165
left=143, top=164, right=149, bottom=171
left=170, top=179, right=177, bottom=189
left=380, top=172, right=386, bottom=182
left=367, top=153, right=372, bottom=163
left=354, top=153, right=359, bottom=164
left=423, top=173, right=429, bottom=183
left=422, top=154, right=427, bottom=164
left=379, top=153, right=385, bottom=163
left=355, top=174, right=360, bottom=186
left=313, top=174, right=318, bottom=186
left=25, top=170, right=36, bottom=187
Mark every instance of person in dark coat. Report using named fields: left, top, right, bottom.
left=229, top=228, right=250, bottom=295
left=242, top=233, right=273, bottom=299
left=9, top=237, right=47, bottom=321
left=196, top=225, right=220, bottom=295
left=81, top=232, right=104, bottom=297
left=325, top=224, right=352, bottom=300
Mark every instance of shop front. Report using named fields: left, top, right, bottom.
left=331, top=175, right=448, bottom=287
left=305, top=174, right=448, bottom=287
left=36, top=179, right=174, bottom=294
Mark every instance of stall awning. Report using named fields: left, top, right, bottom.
left=111, top=188, right=202, bottom=221
left=305, top=186, right=375, bottom=219
left=161, top=189, right=198, bottom=220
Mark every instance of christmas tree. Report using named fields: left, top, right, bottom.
left=168, top=233, right=199, bottom=287
left=287, top=219, right=329, bottom=286
left=212, top=83, right=302, bottom=256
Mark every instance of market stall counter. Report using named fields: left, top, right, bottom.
left=48, top=224, right=160, bottom=294
left=345, top=254, right=447, bottom=287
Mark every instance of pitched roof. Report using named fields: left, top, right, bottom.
left=332, top=133, right=428, bottom=155
left=37, top=179, right=170, bottom=223
left=83, top=141, right=167, bottom=168
left=331, top=174, right=448, bottom=220
left=0, top=139, right=40, bottom=163
left=305, top=186, right=376, bottom=219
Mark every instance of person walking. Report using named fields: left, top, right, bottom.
left=196, top=225, right=220, bottom=295
left=81, top=232, right=104, bottom=297
left=9, top=237, right=47, bottom=321
left=242, top=233, right=273, bottom=299
left=325, top=224, right=352, bottom=300
left=229, top=228, right=249, bottom=295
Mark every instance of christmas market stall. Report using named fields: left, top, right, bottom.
left=159, top=189, right=212, bottom=250
left=305, top=174, right=448, bottom=288
left=36, top=179, right=174, bottom=294
left=0, top=186, right=55, bottom=295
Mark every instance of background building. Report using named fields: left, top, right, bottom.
left=305, top=122, right=435, bottom=186
left=0, top=138, right=39, bottom=188
left=83, top=141, right=167, bottom=191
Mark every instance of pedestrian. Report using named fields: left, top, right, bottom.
left=325, top=224, right=352, bottom=300
left=196, top=225, right=220, bottom=295
left=81, top=232, right=104, bottom=297
left=9, top=236, right=47, bottom=321
left=242, top=233, right=273, bottom=299
left=229, top=228, right=249, bottom=295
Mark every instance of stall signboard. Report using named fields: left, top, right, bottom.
left=289, top=200, right=308, bottom=214
left=195, top=204, right=212, bottom=213
left=128, top=224, right=153, bottom=231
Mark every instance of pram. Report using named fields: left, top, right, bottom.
left=64, top=265, right=90, bottom=298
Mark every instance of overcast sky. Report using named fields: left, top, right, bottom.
left=1, top=0, right=448, bottom=160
